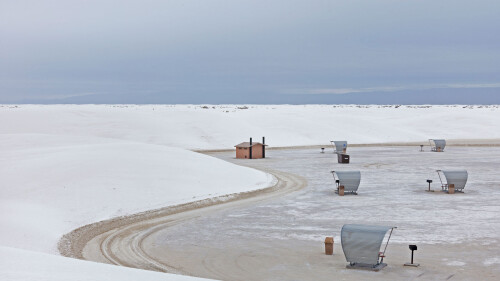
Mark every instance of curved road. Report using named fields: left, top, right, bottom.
left=59, top=166, right=307, bottom=277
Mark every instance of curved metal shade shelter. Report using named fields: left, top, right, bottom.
left=341, top=224, right=396, bottom=270
left=331, top=171, right=361, bottom=194
left=437, top=170, right=468, bottom=191
left=429, top=139, right=446, bottom=152
left=331, top=141, right=348, bottom=154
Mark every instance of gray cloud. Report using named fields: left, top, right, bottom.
left=290, top=83, right=500, bottom=95
left=1, top=0, right=500, bottom=104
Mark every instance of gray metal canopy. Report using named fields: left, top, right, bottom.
left=429, top=139, right=446, bottom=152
left=437, top=170, right=468, bottom=191
left=341, top=224, right=396, bottom=266
left=331, top=141, right=347, bottom=154
left=332, top=171, right=361, bottom=193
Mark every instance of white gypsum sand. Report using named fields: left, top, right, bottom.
left=0, top=246, right=210, bottom=281
left=1, top=104, right=500, bottom=280
left=1, top=104, right=500, bottom=150
left=0, top=134, right=273, bottom=254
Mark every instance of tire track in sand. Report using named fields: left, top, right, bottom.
left=59, top=166, right=307, bottom=278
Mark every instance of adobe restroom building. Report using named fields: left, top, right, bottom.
left=235, top=137, right=267, bottom=159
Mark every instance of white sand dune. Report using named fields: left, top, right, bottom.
left=2, top=104, right=500, bottom=149
left=1, top=104, right=499, bottom=280
left=0, top=246, right=208, bottom=281
left=0, top=134, right=272, bottom=254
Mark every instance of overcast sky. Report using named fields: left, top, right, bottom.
left=1, top=0, right=499, bottom=104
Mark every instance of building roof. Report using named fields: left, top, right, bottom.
left=234, top=142, right=267, bottom=148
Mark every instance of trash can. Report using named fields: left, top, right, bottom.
left=338, top=185, right=345, bottom=196
left=337, top=154, right=350, bottom=164
left=325, top=237, right=334, bottom=255
left=448, top=184, right=455, bottom=194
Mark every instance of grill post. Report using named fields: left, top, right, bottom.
left=404, top=245, right=419, bottom=267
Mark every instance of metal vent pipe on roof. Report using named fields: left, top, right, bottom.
left=249, top=137, right=252, bottom=159
left=262, top=136, right=265, bottom=158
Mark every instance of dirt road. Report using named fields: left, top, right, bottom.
left=58, top=167, right=306, bottom=276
